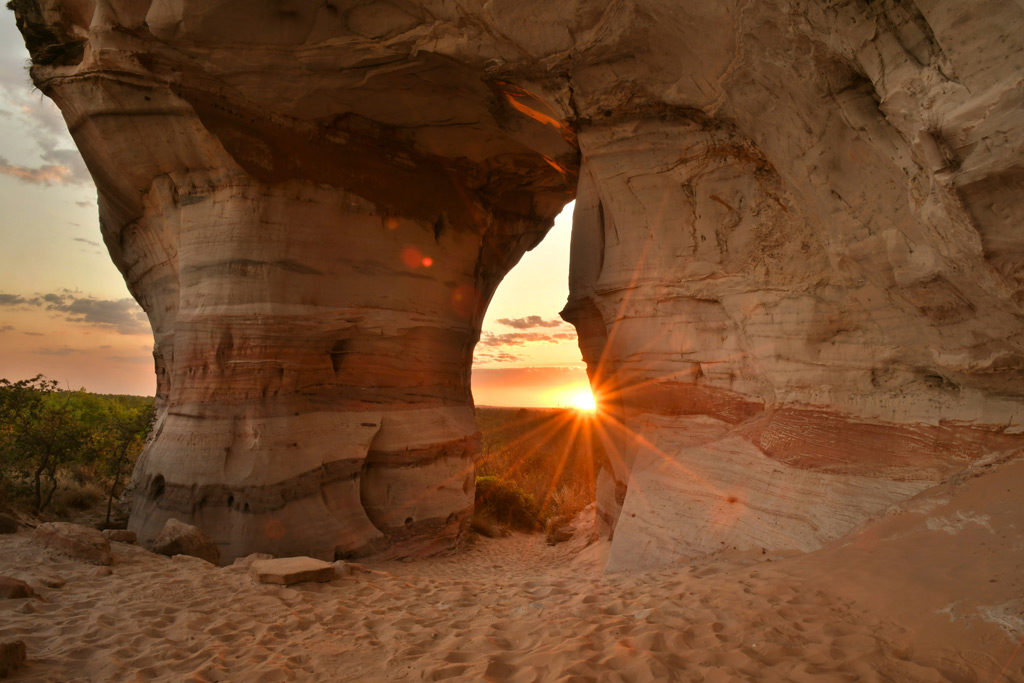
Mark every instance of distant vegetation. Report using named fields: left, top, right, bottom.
left=474, top=407, right=598, bottom=532
left=0, top=375, right=154, bottom=526
left=0, top=383, right=596, bottom=537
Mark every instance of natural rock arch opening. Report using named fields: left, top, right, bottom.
left=12, top=0, right=1024, bottom=567
left=470, top=202, right=593, bottom=411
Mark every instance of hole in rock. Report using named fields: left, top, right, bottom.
left=471, top=201, right=600, bottom=528
left=471, top=201, right=592, bottom=411
left=149, top=475, right=165, bottom=500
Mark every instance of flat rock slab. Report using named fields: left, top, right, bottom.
left=33, top=523, right=112, bottom=566
left=250, top=557, right=335, bottom=585
left=0, top=640, right=27, bottom=677
left=0, top=577, right=34, bottom=600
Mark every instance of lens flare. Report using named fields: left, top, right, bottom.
left=570, top=390, right=596, bottom=411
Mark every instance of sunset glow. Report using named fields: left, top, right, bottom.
left=570, top=390, right=596, bottom=411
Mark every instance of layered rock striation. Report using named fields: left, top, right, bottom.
left=13, top=0, right=1024, bottom=567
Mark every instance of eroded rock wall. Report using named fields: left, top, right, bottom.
left=11, top=0, right=576, bottom=562
left=558, top=0, right=1024, bottom=569
left=14, top=0, right=1024, bottom=568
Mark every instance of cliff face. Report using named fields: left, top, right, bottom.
left=13, top=0, right=1024, bottom=567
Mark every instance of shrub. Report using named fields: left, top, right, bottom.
left=474, top=407, right=598, bottom=525
left=474, top=475, right=541, bottom=532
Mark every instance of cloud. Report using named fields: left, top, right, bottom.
left=73, top=237, right=101, bottom=247
left=0, top=157, right=71, bottom=184
left=0, top=156, right=74, bottom=185
left=75, top=200, right=93, bottom=208
left=496, top=315, right=567, bottom=329
left=0, top=24, right=92, bottom=188
left=0, top=290, right=149, bottom=335
left=479, top=331, right=577, bottom=347
left=0, top=324, right=14, bottom=333
left=474, top=350, right=521, bottom=364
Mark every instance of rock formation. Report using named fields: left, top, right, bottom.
left=12, top=0, right=1024, bottom=568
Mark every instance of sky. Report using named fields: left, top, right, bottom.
left=0, top=12, right=590, bottom=408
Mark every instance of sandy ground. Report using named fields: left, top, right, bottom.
left=2, top=457, right=1023, bottom=682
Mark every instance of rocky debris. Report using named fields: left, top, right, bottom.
left=33, top=523, right=112, bottom=566
left=0, top=577, right=34, bottom=600
left=101, top=529, right=137, bottom=544
left=0, top=640, right=26, bottom=678
left=0, top=515, right=17, bottom=535
left=151, top=519, right=221, bottom=566
left=250, top=557, right=336, bottom=586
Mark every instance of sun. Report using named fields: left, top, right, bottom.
left=569, top=389, right=597, bottom=412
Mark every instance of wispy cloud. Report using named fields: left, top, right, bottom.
left=0, top=156, right=74, bottom=185
left=496, top=315, right=567, bottom=329
left=479, top=331, right=576, bottom=347
left=474, top=350, right=521, bottom=364
left=0, top=290, right=148, bottom=335
left=0, top=24, right=91, bottom=188
left=73, top=236, right=101, bottom=247
left=0, top=324, right=14, bottom=333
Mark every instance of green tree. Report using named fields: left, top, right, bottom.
left=89, top=399, right=154, bottom=526
left=0, top=375, right=92, bottom=514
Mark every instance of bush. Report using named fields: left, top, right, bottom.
left=0, top=375, right=153, bottom=521
left=474, top=475, right=541, bottom=532
left=474, top=407, right=598, bottom=525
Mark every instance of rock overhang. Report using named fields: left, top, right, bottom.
left=10, top=0, right=1024, bottom=567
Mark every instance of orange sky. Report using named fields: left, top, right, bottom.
left=0, top=14, right=590, bottom=406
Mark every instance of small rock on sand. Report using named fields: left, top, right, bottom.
left=33, top=573, right=65, bottom=589
left=33, top=523, right=112, bottom=566
left=0, top=577, right=34, bottom=600
left=229, top=553, right=274, bottom=570
left=150, top=519, right=220, bottom=565
left=250, top=557, right=335, bottom=585
left=101, top=529, right=137, bottom=544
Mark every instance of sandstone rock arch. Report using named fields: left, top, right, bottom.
left=13, top=0, right=1024, bottom=566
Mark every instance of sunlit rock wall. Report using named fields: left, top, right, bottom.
left=559, top=0, right=1024, bottom=570
left=14, top=0, right=1024, bottom=569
